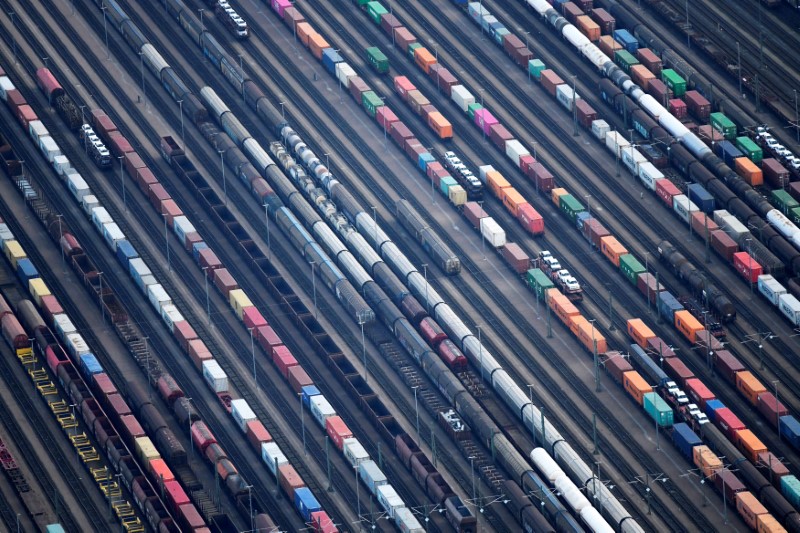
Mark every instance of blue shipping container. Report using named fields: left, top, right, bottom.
left=715, top=140, right=744, bottom=167
left=687, top=183, right=715, bottom=214
left=116, top=240, right=138, bottom=266
left=294, top=487, right=321, bottom=522
left=302, top=385, right=320, bottom=408
left=781, top=475, right=800, bottom=508
left=193, top=241, right=209, bottom=262
left=613, top=29, right=639, bottom=54
left=440, top=176, right=458, bottom=196
left=780, top=415, right=800, bottom=449
left=322, top=49, right=343, bottom=75
left=419, top=152, right=435, bottom=172
left=672, top=423, right=702, bottom=459
left=576, top=211, right=592, bottom=231
left=630, top=344, right=669, bottom=386
left=705, top=399, right=725, bottom=421
left=16, top=258, right=39, bottom=283
left=79, top=353, right=103, bottom=378
left=657, top=291, right=684, bottom=322
left=46, top=525, right=66, bottom=533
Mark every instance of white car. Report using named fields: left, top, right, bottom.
left=788, top=158, right=800, bottom=171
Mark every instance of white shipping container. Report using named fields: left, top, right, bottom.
left=450, top=85, right=475, bottom=112
left=65, top=333, right=90, bottom=358
left=0, top=224, right=14, bottom=248
left=718, top=215, right=750, bottom=244
left=39, top=136, right=62, bottom=163
left=147, top=283, right=172, bottom=312
left=591, top=119, right=610, bottom=141
left=478, top=164, right=495, bottom=183
left=505, top=139, right=530, bottom=165
left=621, top=147, right=647, bottom=174
left=335, top=62, right=356, bottom=86
left=758, top=274, right=786, bottom=306
left=91, top=207, right=113, bottom=230
left=604, top=131, right=630, bottom=155
left=67, top=173, right=90, bottom=202
left=309, top=395, right=335, bottom=428
left=377, top=485, right=404, bottom=518
left=160, top=304, right=184, bottom=332
left=672, top=194, right=699, bottom=224
left=53, top=155, right=71, bottom=176
left=556, top=84, right=581, bottom=111
left=173, top=216, right=195, bottom=244
left=395, top=507, right=424, bottom=533
left=202, top=359, right=229, bottom=393
left=637, top=162, right=663, bottom=191
left=139, top=275, right=158, bottom=293
left=778, top=293, right=800, bottom=326
left=129, top=258, right=152, bottom=291
left=468, top=2, right=488, bottom=23
left=343, top=438, right=369, bottom=467
left=28, top=120, right=49, bottom=142
left=359, top=460, right=388, bottom=494
left=261, top=442, right=288, bottom=476
left=81, top=195, right=99, bottom=215
left=231, top=398, right=257, bottom=432
left=0, top=77, right=15, bottom=100
left=53, top=314, right=76, bottom=340
left=712, top=210, right=732, bottom=226
left=102, top=222, right=125, bottom=251
left=480, top=217, right=506, bottom=248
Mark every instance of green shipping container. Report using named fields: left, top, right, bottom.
left=526, top=268, right=554, bottom=301
left=366, top=47, right=389, bottom=73
left=494, top=28, right=510, bottom=45
left=362, top=91, right=383, bottom=117
left=661, top=69, right=686, bottom=97
left=619, top=254, right=646, bottom=285
left=559, top=194, right=586, bottom=223
left=790, top=206, right=800, bottom=226
left=615, top=50, right=640, bottom=73
left=710, top=112, right=737, bottom=140
left=365, top=1, right=388, bottom=25
left=772, top=190, right=800, bottom=214
left=644, top=392, right=674, bottom=427
left=528, top=59, right=545, bottom=80
left=356, top=0, right=371, bottom=6
left=467, top=102, right=483, bottom=120
left=440, top=176, right=458, bottom=196
left=735, top=136, right=763, bottom=164
left=408, top=42, right=422, bottom=60
left=781, top=475, right=800, bottom=508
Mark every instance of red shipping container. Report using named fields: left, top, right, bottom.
left=272, top=345, right=297, bottom=378
left=711, top=230, right=738, bottom=262
left=637, top=48, right=662, bottom=76
left=160, top=200, right=183, bottom=227
left=256, top=325, right=283, bottom=351
left=540, top=70, right=564, bottom=97
left=583, top=218, right=610, bottom=248
left=188, top=339, right=213, bottom=369
left=92, top=112, right=118, bottom=139
left=714, top=407, right=745, bottom=440
left=93, top=373, right=117, bottom=396
left=149, top=458, right=176, bottom=483
left=713, top=350, right=744, bottom=382
left=199, top=248, right=223, bottom=274
left=120, top=414, right=146, bottom=441
left=310, top=511, right=338, bottom=533
left=637, top=273, right=664, bottom=303
left=520, top=154, right=536, bottom=174
left=531, top=163, right=554, bottom=192
left=380, top=14, right=401, bottom=34
left=430, top=168, right=449, bottom=188
left=325, top=416, right=353, bottom=451
left=390, top=122, right=413, bottom=146
left=603, top=354, right=633, bottom=383
left=376, top=106, right=398, bottom=131
left=733, top=252, right=762, bottom=283
left=489, top=123, right=513, bottom=150
left=406, top=142, right=428, bottom=162
left=190, top=421, right=216, bottom=452
left=576, top=100, right=597, bottom=128
left=757, top=392, right=788, bottom=427
left=690, top=211, right=719, bottom=240
left=279, top=464, right=305, bottom=499
left=148, top=183, right=170, bottom=211
left=177, top=503, right=205, bottom=531
left=246, top=420, right=272, bottom=449
left=6, top=90, right=26, bottom=112
left=662, top=358, right=694, bottom=388
left=243, top=307, right=268, bottom=330
left=213, top=268, right=238, bottom=296
left=684, top=90, right=711, bottom=120
left=684, top=378, right=715, bottom=410
left=656, top=179, right=680, bottom=206
left=463, top=202, right=488, bottom=229
left=288, top=366, right=313, bottom=393
left=136, top=167, right=158, bottom=194
left=124, top=152, right=146, bottom=180
left=426, top=162, right=444, bottom=181
left=107, top=393, right=132, bottom=420
left=393, top=76, right=416, bottom=100
left=40, top=294, right=64, bottom=324
left=668, top=99, right=687, bottom=119
left=16, top=105, right=37, bottom=129
left=174, top=321, right=198, bottom=352
left=109, top=135, right=134, bottom=158
left=183, top=232, right=202, bottom=252
left=517, top=203, right=544, bottom=235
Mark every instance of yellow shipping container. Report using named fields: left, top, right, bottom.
left=135, top=436, right=161, bottom=466
left=600, top=235, right=628, bottom=267
left=29, top=278, right=51, bottom=307
left=674, top=310, right=704, bottom=343
left=627, top=318, right=655, bottom=349
left=448, top=185, right=466, bottom=206
left=736, top=371, right=767, bottom=405
left=551, top=187, right=568, bottom=206
left=229, top=289, right=253, bottom=320
left=502, top=188, right=527, bottom=217
left=486, top=171, right=511, bottom=197
left=4, top=240, right=26, bottom=269
left=623, top=371, right=652, bottom=405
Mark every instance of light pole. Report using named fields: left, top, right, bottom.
left=263, top=203, right=271, bottom=260
left=422, top=264, right=429, bottom=311
left=412, top=386, right=420, bottom=441
left=101, top=4, right=109, bottom=58
left=118, top=156, right=126, bottom=211
left=201, top=266, right=210, bottom=321
left=571, top=75, right=578, bottom=136
left=198, top=8, right=205, bottom=30
left=371, top=206, right=378, bottom=247
left=248, top=327, right=256, bottom=383
left=299, top=393, right=306, bottom=455
left=8, top=12, right=16, bottom=64
left=186, top=397, right=193, bottom=458
left=585, top=195, right=591, bottom=217
left=469, top=456, right=476, bottom=505
left=177, top=99, right=184, bottom=144
left=138, top=50, right=145, bottom=103
left=477, top=325, right=484, bottom=382
left=279, top=101, right=285, bottom=120
left=247, top=485, right=254, bottom=531
left=310, top=260, right=317, bottom=318
left=355, top=465, right=361, bottom=521
left=774, top=381, right=781, bottom=439
left=98, top=272, right=105, bottom=323
left=56, top=214, right=65, bottom=265
left=527, top=384, right=536, bottom=445
left=359, top=317, right=367, bottom=383
left=162, top=213, right=171, bottom=272
left=238, top=54, right=245, bottom=100
left=219, top=150, right=226, bottom=205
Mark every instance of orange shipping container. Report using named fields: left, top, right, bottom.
left=571, top=315, right=608, bottom=353
left=735, top=429, right=768, bottom=463
left=551, top=187, right=568, bottom=206
left=148, top=458, right=175, bottom=483
left=296, top=22, right=315, bottom=47
left=501, top=188, right=527, bottom=217
left=598, top=35, right=623, bottom=59
left=309, top=34, right=330, bottom=60
left=427, top=112, right=453, bottom=139
left=736, top=371, right=766, bottom=405
left=576, top=16, right=601, bottom=41
left=757, top=514, right=788, bottom=533
left=414, top=47, right=437, bottom=74
left=600, top=235, right=628, bottom=266
left=735, top=157, right=764, bottom=186
left=626, top=318, right=656, bottom=349
left=486, top=171, right=511, bottom=197
left=623, top=371, right=652, bottom=405
left=547, top=289, right=580, bottom=325
left=674, top=310, right=703, bottom=343
left=630, top=65, right=655, bottom=91
left=736, top=491, right=768, bottom=531
left=692, top=446, right=722, bottom=480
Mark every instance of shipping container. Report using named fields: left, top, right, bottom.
left=733, top=251, right=762, bottom=283
left=693, top=445, right=722, bottom=480
left=714, top=350, right=745, bottom=382
left=600, top=235, right=627, bottom=266
left=736, top=371, right=766, bottom=405
left=710, top=112, right=737, bottom=140
left=674, top=310, right=704, bottom=343
left=661, top=69, right=686, bottom=97
left=644, top=392, right=674, bottom=427
left=540, top=70, right=565, bottom=97
left=620, top=254, right=646, bottom=286
left=672, top=423, right=702, bottom=459
left=735, top=429, right=767, bottom=463
left=735, top=157, right=763, bottom=186
left=623, top=371, right=652, bottom=405
left=763, top=159, right=789, bottom=189
left=365, top=46, right=388, bottom=73
left=685, top=90, right=711, bottom=120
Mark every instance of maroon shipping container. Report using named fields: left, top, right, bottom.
left=408, top=90, right=430, bottom=116
left=279, top=464, right=305, bottom=499
left=590, top=8, right=615, bottom=34
left=107, top=393, right=132, bottom=420
left=160, top=200, right=183, bottom=227
left=147, top=184, right=170, bottom=212
left=390, top=121, right=413, bottom=146
left=243, top=308, right=267, bottom=331
left=684, top=90, right=711, bottom=120
left=191, top=421, right=216, bottom=452
left=174, top=321, right=198, bottom=351
left=463, top=202, right=488, bottom=229
left=183, top=232, right=202, bottom=253
left=120, top=414, right=146, bottom=442
left=502, top=35, right=533, bottom=67
left=715, top=407, right=745, bottom=440
left=684, top=378, right=714, bottom=410
left=697, top=125, right=724, bottom=148
left=520, top=155, right=536, bottom=175
left=256, top=325, right=283, bottom=351
left=426, top=162, right=444, bottom=181
left=562, top=2, right=583, bottom=23
left=272, top=345, right=297, bottom=378
left=762, top=159, right=790, bottom=189
left=636, top=48, right=662, bottom=77
left=758, top=452, right=789, bottom=483
left=380, top=14, right=401, bottom=34
left=430, top=168, right=449, bottom=188
left=713, top=350, right=744, bottom=382
left=696, top=331, right=723, bottom=352
left=287, top=365, right=313, bottom=393
left=177, top=503, right=205, bottom=531
left=575, top=0, right=593, bottom=9
left=246, top=420, right=272, bottom=449
left=124, top=154, right=146, bottom=181
left=40, top=295, right=64, bottom=324
left=394, top=27, right=416, bottom=52
left=790, top=182, right=800, bottom=203
left=199, top=248, right=222, bottom=274
left=432, top=67, right=458, bottom=95
left=531, top=163, right=554, bottom=192
left=636, top=273, right=664, bottom=303
left=647, top=337, right=675, bottom=359
left=91, top=110, right=118, bottom=138
left=575, top=100, right=597, bottom=128
left=540, top=70, right=564, bottom=97
left=420, top=104, right=437, bottom=122
left=662, top=357, right=694, bottom=388
left=419, top=317, right=447, bottom=347
left=6, top=90, right=26, bottom=112
left=405, top=142, right=428, bottom=161
left=583, top=218, right=610, bottom=248
left=648, top=79, right=670, bottom=106
left=109, top=135, right=134, bottom=158
left=757, top=392, right=788, bottom=426
left=376, top=106, right=398, bottom=131
left=16, top=105, right=37, bottom=129
left=283, top=7, right=305, bottom=31
left=489, top=123, right=513, bottom=150
left=603, top=354, right=633, bottom=383
left=157, top=374, right=184, bottom=405
left=136, top=167, right=158, bottom=194
left=348, top=77, right=370, bottom=102
left=668, top=99, right=687, bottom=119
left=715, top=470, right=746, bottom=504
left=690, top=211, right=719, bottom=240
left=93, top=373, right=117, bottom=397
left=501, top=243, right=530, bottom=274
left=213, top=268, right=238, bottom=296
